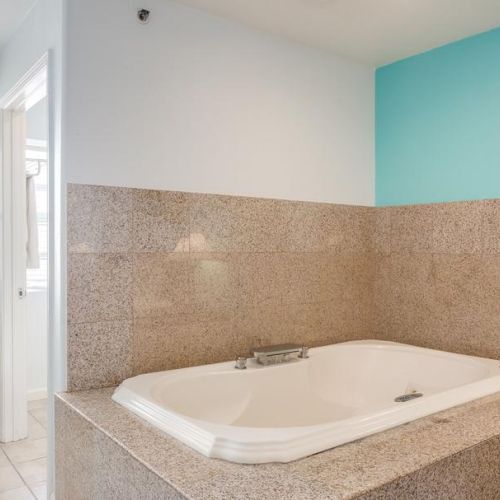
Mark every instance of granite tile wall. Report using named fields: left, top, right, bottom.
left=67, top=184, right=376, bottom=391
left=374, top=200, right=500, bottom=360
left=67, top=184, right=500, bottom=391
left=55, top=398, right=185, bottom=499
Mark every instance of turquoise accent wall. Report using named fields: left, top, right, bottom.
left=376, top=28, right=500, bottom=206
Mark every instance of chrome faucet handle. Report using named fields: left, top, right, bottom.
left=299, top=346, right=309, bottom=359
left=235, top=357, right=247, bottom=370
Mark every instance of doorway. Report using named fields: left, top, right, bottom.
left=0, top=56, right=49, bottom=500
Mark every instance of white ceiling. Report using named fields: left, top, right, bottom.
left=2, top=0, right=499, bottom=65
left=173, top=0, right=500, bottom=66
left=0, top=0, right=36, bottom=49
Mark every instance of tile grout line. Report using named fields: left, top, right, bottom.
left=28, top=411, right=47, bottom=431
left=9, top=453, right=47, bottom=499
left=1, top=447, right=36, bottom=499
left=3, top=402, right=48, bottom=499
left=132, top=205, right=138, bottom=378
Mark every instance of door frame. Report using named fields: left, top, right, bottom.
left=0, top=54, right=48, bottom=442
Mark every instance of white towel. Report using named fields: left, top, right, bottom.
left=26, top=174, right=39, bottom=269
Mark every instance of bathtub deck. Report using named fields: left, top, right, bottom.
left=55, top=388, right=500, bottom=499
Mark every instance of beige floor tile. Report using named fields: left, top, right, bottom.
left=15, top=459, right=46, bottom=487
left=0, top=464, right=24, bottom=493
left=0, top=486, right=35, bottom=500
left=27, top=400, right=46, bottom=412
left=0, top=451, right=9, bottom=466
left=27, top=418, right=46, bottom=441
left=1, top=439, right=46, bottom=465
left=29, top=483, right=46, bottom=500
left=27, top=410, right=47, bottom=430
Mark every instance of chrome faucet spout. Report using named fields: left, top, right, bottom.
left=251, top=343, right=309, bottom=366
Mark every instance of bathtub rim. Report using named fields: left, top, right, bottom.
left=112, top=340, right=500, bottom=463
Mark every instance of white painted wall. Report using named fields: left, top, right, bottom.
left=0, top=0, right=59, bottom=98
left=66, top=0, right=375, bottom=205
left=26, top=97, right=48, bottom=140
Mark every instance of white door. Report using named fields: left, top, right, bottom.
left=0, top=60, right=47, bottom=443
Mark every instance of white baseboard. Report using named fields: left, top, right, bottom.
left=27, top=388, right=47, bottom=401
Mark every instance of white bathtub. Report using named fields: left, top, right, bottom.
left=112, top=340, right=500, bottom=464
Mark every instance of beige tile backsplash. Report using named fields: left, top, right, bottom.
left=374, top=200, right=500, bottom=360
left=67, top=184, right=500, bottom=391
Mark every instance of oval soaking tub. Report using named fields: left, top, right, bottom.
left=112, top=340, right=500, bottom=464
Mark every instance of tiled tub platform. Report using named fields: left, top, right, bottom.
left=56, top=390, right=500, bottom=500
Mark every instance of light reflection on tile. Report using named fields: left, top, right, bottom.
left=133, top=253, right=191, bottom=319
left=132, top=189, right=190, bottom=252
